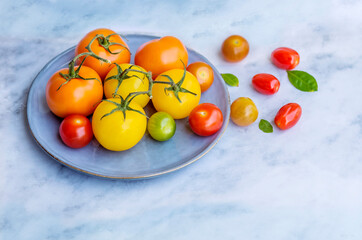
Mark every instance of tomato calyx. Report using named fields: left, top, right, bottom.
left=96, top=33, right=131, bottom=55
left=104, top=63, right=153, bottom=98
left=153, top=62, right=196, bottom=103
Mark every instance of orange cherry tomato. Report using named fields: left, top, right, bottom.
left=271, top=47, right=300, bottom=70
left=274, top=103, right=302, bottom=130
left=186, top=62, right=214, bottom=92
left=134, top=36, right=188, bottom=79
left=75, top=28, right=131, bottom=80
left=46, top=66, right=103, bottom=118
left=221, top=35, right=249, bottom=62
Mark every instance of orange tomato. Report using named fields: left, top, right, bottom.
left=134, top=36, right=188, bottom=79
left=46, top=66, right=103, bottom=118
left=186, top=62, right=214, bottom=92
left=221, top=35, right=249, bottom=62
left=75, top=28, right=131, bottom=80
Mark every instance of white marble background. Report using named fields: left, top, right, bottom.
left=1, top=0, right=362, bottom=239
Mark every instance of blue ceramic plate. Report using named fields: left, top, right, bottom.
left=27, top=34, right=230, bottom=179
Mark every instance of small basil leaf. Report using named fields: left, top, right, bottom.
left=259, top=119, right=273, bottom=133
left=287, top=70, right=318, bottom=92
left=221, top=73, right=239, bottom=87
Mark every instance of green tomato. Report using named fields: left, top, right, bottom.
left=147, top=112, right=176, bottom=141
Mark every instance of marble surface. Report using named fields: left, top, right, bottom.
left=1, top=0, right=362, bottom=239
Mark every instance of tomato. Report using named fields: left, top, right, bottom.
left=271, top=47, right=300, bottom=70
left=135, top=36, right=188, bottom=79
left=92, top=98, right=147, bottom=151
left=75, top=28, right=131, bottom=80
left=104, top=64, right=150, bottom=107
left=147, top=112, right=176, bottom=141
left=59, top=114, right=93, bottom=148
left=221, top=35, right=249, bottom=62
left=189, top=103, right=223, bottom=136
left=230, top=97, right=258, bottom=126
left=274, top=103, right=302, bottom=130
left=152, top=69, right=201, bottom=119
left=186, top=62, right=214, bottom=92
left=46, top=66, right=103, bottom=118
left=252, top=73, right=280, bottom=95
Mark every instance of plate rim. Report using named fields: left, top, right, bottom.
left=26, top=33, right=230, bottom=180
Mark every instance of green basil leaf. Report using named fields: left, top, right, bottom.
left=259, top=119, right=273, bottom=133
left=221, top=73, right=239, bottom=87
left=287, top=70, right=318, bottom=92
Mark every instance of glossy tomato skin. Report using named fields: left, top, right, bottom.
left=75, top=28, right=131, bottom=79
left=59, top=114, right=93, bottom=148
left=274, top=103, right=302, bottom=130
left=92, top=98, right=147, bottom=151
left=46, top=66, right=103, bottom=118
left=271, top=47, right=300, bottom=70
left=186, top=62, right=214, bottom=92
left=221, top=35, right=249, bottom=62
left=135, top=36, right=188, bottom=79
left=104, top=64, right=150, bottom=107
left=152, top=69, right=201, bottom=119
left=252, top=73, right=280, bottom=95
left=189, top=103, right=223, bottom=136
left=230, top=97, right=258, bottom=126
left=147, top=112, right=176, bottom=141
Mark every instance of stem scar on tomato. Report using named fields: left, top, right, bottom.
left=96, top=33, right=131, bottom=55
left=104, top=63, right=152, bottom=98
left=153, top=61, right=197, bottom=103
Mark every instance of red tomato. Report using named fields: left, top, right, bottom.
left=46, top=66, right=103, bottom=118
left=75, top=28, right=131, bottom=80
left=59, top=115, right=93, bottom=148
left=134, top=36, right=188, bottom=79
left=274, top=103, right=302, bottom=130
left=252, top=73, right=280, bottom=95
left=188, top=103, right=223, bottom=136
left=186, top=62, right=214, bottom=92
left=271, top=47, right=300, bottom=70
left=221, top=35, right=249, bottom=62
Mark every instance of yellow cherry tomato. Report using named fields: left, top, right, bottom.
left=104, top=64, right=150, bottom=108
left=152, top=69, right=201, bottom=119
left=92, top=98, right=147, bottom=151
left=230, top=97, right=258, bottom=126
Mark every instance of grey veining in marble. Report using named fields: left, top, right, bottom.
left=1, top=0, right=362, bottom=239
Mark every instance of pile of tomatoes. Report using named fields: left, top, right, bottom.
left=45, top=28, right=224, bottom=151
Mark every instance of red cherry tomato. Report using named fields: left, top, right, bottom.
left=59, top=114, right=93, bottom=148
left=252, top=73, right=280, bottom=95
left=271, top=47, right=300, bottom=70
left=274, top=103, right=302, bottom=130
left=186, top=62, right=214, bottom=92
left=188, top=103, right=223, bottom=136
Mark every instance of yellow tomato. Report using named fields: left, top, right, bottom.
left=104, top=64, right=150, bottom=108
left=152, top=69, right=201, bottom=119
left=230, top=97, right=258, bottom=126
left=92, top=98, right=147, bottom=151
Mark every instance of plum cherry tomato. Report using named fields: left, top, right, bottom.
left=271, top=47, right=300, bottom=70
left=135, top=36, right=188, bottom=79
left=59, top=114, right=93, bottom=148
left=252, top=73, right=280, bottom=95
left=75, top=28, right=131, bottom=80
left=189, top=103, right=223, bottom=136
left=46, top=66, right=103, bottom=118
left=274, top=103, right=302, bottom=130
left=221, top=35, right=249, bottom=62
left=230, top=97, right=258, bottom=126
left=186, top=62, right=214, bottom=92
left=148, top=112, right=176, bottom=141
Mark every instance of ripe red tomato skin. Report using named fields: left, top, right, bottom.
left=274, top=103, right=302, bottom=130
left=271, top=47, right=300, bottom=70
left=252, top=73, right=280, bottom=95
left=59, top=115, right=93, bottom=148
left=188, top=103, right=223, bottom=136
